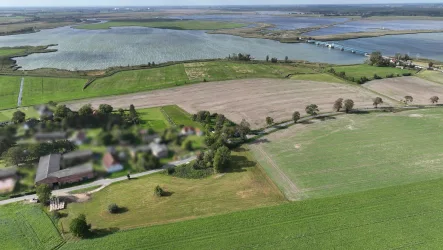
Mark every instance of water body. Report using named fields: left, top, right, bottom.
left=338, top=33, right=443, bottom=61
left=305, top=20, right=443, bottom=36
left=170, top=14, right=347, bottom=30
left=0, top=26, right=364, bottom=70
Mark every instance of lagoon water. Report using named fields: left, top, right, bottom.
left=0, top=26, right=364, bottom=70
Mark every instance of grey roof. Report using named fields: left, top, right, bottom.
left=62, top=150, right=93, bottom=160
left=35, top=132, right=68, bottom=140
left=0, top=167, right=17, bottom=179
left=35, top=154, right=61, bottom=183
left=150, top=143, right=168, bottom=154
left=49, top=163, right=93, bottom=179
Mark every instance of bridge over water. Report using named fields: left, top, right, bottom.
left=307, top=40, right=369, bottom=56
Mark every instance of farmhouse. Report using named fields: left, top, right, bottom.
left=35, top=132, right=68, bottom=142
left=180, top=126, right=203, bottom=136
left=0, top=167, right=18, bottom=194
left=102, top=153, right=124, bottom=173
left=35, top=154, right=94, bottom=186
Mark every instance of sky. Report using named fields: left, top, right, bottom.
left=0, top=0, right=441, bottom=7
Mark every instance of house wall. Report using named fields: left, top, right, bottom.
left=106, top=164, right=124, bottom=173
left=58, top=172, right=95, bottom=185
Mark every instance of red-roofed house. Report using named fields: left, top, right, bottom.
left=102, top=153, right=123, bottom=173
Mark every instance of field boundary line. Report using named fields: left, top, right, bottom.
left=249, top=143, right=303, bottom=201
left=160, top=107, right=176, bottom=126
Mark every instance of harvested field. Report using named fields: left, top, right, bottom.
left=363, top=76, right=443, bottom=104
left=67, top=78, right=387, bottom=128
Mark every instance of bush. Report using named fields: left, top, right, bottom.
left=402, top=72, right=412, bottom=76
left=373, top=74, right=382, bottom=79
left=108, top=203, right=119, bottom=214
left=169, top=163, right=213, bottom=179
left=386, top=74, right=394, bottom=78
left=154, top=185, right=165, bottom=197
left=69, top=214, right=90, bottom=238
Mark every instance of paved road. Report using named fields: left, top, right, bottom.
left=17, top=77, right=24, bottom=107
left=0, top=156, right=195, bottom=206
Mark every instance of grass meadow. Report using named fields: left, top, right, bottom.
left=290, top=73, right=346, bottom=83
left=417, top=70, right=443, bottom=84
left=76, top=20, right=246, bottom=30
left=0, top=48, right=27, bottom=57
left=250, top=108, right=443, bottom=200
left=58, top=148, right=284, bottom=232
left=1, top=204, right=63, bottom=250
left=60, top=177, right=443, bottom=249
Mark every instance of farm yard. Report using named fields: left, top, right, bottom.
left=363, top=76, right=443, bottom=104
left=60, top=177, right=443, bottom=249
left=250, top=108, right=443, bottom=200
left=67, top=78, right=388, bottom=128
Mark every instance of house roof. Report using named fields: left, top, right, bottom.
left=150, top=143, right=168, bottom=154
left=102, top=153, right=119, bottom=169
left=62, top=150, right=93, bottom=160
left=35, top=132, right=68, bottom=140
left=35, top=154, right=61, bottom=183
left=49, top=163, right=93, bottom=179
left=0, top=167, right=17, bottom=179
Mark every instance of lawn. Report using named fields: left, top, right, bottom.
left=417, top=70, right=443, bottom=84
left=0, top=203, right=64, bottom=250
left=161, top=105, right=201, bottom=128
left=290, top=73, right=346, bottom=83
left=58, top=148, right=284, bottom=232
left=61, top=177, right=443, bottom=249
left=138, top=107, right=170, bottom=131
left=250, top=108, right=443, bottom=200
left=0, top=107, right=39, bottom=122
left=76, top=20, right=246, bottom=30
left=332, top=64, right=414, bottom=80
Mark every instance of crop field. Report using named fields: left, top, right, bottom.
left=417, top=70, right=443, bottom=85
left=0, top=62, right=317, bottom=109
left=250, top=108, right=443, bottom=200
left=332, top=64, right=414, bottom=80
left=0, top=203, right=63, bottom=249
left=61, top=177, right=443, bottom=249
left=76, top=20, right=246, bottom=30
left=162, top=105, right=202, bottom=128
left=59, top=148, right=284, bottom=231
left=68, top=78, right=387, bottom=128
left=138, top=107, right=170, bottom=131
left=363, top=76, right=443, bottom=104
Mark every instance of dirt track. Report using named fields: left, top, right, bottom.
left=363, top=76, right=443, bottom=104
left=67, top=78, right=387, bottom=128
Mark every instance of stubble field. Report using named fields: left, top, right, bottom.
left=67, top=78, right=387, bottom=128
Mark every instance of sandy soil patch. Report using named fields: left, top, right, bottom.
left=67, top=78, right=387, bottom=129
left=363, top=76, right=443, bottom=104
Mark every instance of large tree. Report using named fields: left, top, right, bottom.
left=305, top=104, right=319, bottom=116
left=78, top=104, right=93, bottom=116
left=213, top=146, right=231, bottom=173
left=11, top=110, right=26, bottom=123
left=333, top=98, right=343, bottom=112
left=430, top=96, right=439, bottom=104
left=69, top=214, right=91, bottom=238
left=404, top=96, right=413, bottom=104
left=54, top=105, right=71, bottom=119
left=369, top=51, right=388, bottom=67
left=98, top=104, right=113, bottom=114
left=373, top=97, right=383, bottom=108
left=4, top=146, right=26, bottom=166
left=237, top=119, right=251, bottom=139
left=292, top=111, right=301, bottom=123
left=36, top=184, right=52, bottom=205
left=343, top=99, right=355, bottom=113
left=265, top=117, right=274, bottom=126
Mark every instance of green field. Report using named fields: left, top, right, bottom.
left=290, top=73, right=346, bottom=83
left=250, top=108, right=443, bottom=200
left=138, top=107, right=170, bottom=131
left=0, top=62, right=318, bottom=109
left=0, top=48, right=26, bottom=57
left=0, top=107, right=39, bottom=122
left=162, top=105, right=202, bottom=128
left=417, top=70, right=443, bottom=84
left=1, top=203, right=64, bottom=249
left=60, top=177, right=443, bottom=249
left=332, top=64, right=414, bottom=80
left=76, top=20, right=246, bottom=30
left=59, top=148, right=284, bottom=231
